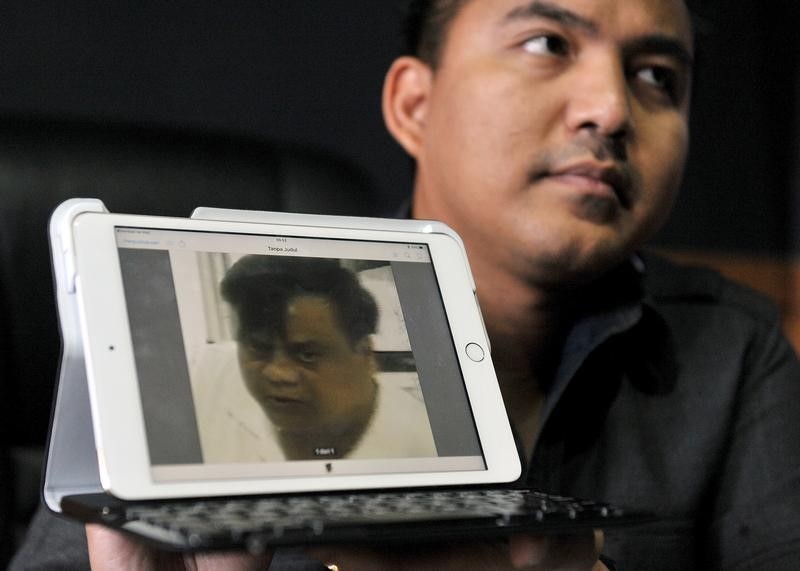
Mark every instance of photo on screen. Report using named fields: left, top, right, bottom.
left=170, top=251, right=439, bottom=464
left=117, top=227, right=485, bottom=480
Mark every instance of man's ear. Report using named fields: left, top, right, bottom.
left=354, top=335, right=374, bottom=357
left=382, top=56, right=433, bottom=159
left=354, top=336, right=377, bottom=374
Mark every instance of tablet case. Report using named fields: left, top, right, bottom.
left=44, top=198, right=488, bottom=512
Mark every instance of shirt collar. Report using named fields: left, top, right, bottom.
left=537, top=258, right=647, bottom=431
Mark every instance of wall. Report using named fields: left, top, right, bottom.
left=0, top=0, right=411, bottom=212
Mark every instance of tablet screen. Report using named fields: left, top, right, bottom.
left=114, top=226, right=485, bottom=483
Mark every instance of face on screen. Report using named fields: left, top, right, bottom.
left=236, top=294, right=378, bottom=440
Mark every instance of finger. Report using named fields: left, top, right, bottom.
left=509, top=530, right=602, bottom=570
left=86, top=524, right=159, bottom=570
left=194, top=551, right=273, bottom=571
left=594, top=529, right=605, bottom=557
left=508, top=534, right=549, bottom=567
left=591, top=530, right=608, bottom=571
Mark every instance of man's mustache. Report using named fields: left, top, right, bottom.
left=527, top=137, right=638, bottom=207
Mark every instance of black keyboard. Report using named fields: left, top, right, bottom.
left=81, top=488, right=642, bottom=552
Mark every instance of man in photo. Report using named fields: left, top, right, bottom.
left=210, top=254, right=437, bottom=462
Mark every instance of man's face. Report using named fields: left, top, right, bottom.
left=408, top=0, right=693, bottom=285
left=237, top=295, right=376, bottom=435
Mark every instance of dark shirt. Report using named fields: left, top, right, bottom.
left=530, top=253, right=800, bottom=569
left=10, top=254, right=800, bottom=569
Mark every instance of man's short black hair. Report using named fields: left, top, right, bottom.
left=405, top=0, right=701, bottom=68
left=220, top=255, right=378, bottom=346
left=404, top=0, right=465, bottom=67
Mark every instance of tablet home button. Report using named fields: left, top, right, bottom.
left=465, top=342, right=485, bottom=362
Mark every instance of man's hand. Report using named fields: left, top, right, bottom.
left=87, top=524, right=606, bottom=570
left=306, top=531, right=606, bottom=570
left=86, top=524, right=272, bottom=571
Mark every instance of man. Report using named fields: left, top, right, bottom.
left=201, top=254, right=436, bottom=461
left=11, top=0, right=800, bottom=569
left=377, top=0, right=799, bottom=568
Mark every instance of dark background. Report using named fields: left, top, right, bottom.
left=0, top=1, right=797, bottom=561
left=0, top=0, right=798, bottom=254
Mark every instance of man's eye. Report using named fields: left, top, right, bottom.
left=245, top=344, right=274, bottom=360
left=295, top=349, right=319, bottom=364
left=635, top=66, right=679, bottom=99
left=521, top=34, right=569, bottom=57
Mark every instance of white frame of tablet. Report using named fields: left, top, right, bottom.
left=45, top=199, right=520, bottom=505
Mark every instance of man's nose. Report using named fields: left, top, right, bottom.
left=260, top=352, right=300, bottom=384
left=565, top=54, right=632, bottom=142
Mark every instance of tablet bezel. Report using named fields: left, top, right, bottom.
left=70, top=211, right=520, bottom=500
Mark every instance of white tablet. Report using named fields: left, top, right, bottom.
left=55, top=199, right=520, bottom=501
